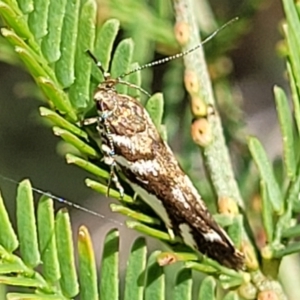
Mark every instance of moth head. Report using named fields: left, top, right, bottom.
left=94, top=84, right=118, bottom=120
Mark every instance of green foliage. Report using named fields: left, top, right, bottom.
left=0, top=181, right=244, bottom=299
left=1, top=0, right=300, bottom=299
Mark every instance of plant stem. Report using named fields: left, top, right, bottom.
left=172, top=0, right=243, bottom=208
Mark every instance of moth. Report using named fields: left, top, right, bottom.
left=85, top=19, right=244, bottom=270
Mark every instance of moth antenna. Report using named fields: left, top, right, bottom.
left=120, top=17, right=239, bottom=79
left=86, top=51, right=150, bottom=96
left=86, top=50, right=110, bottom=80
left=116, top=79, right=151, bottom=97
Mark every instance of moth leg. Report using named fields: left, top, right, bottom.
left=132, top=192, right=139, bottom=201
left=81, top=117, right=124, bottom=199
left=80, top=117, right=98, bottom=126
left=107, top=162, right=124, bottom=199
left=101, top=144, right=124, bottom=199
left=167, top=227, right=176, bottom=241
left=165, top=211, right=184, bottom=242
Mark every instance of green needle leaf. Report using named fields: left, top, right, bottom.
left=145, top=252, right=165, bottom=300
left=0, top=276, right=42, bottom=288
left=18, top=0, right=33, bottom=14
left=174, top=269, right=192, bottom=300
left=248, top=137, right=283, bottom=214
left=37, top=196, right=60, bottom=283
left=185, top=261, right=217, bottom=274
left=274, top=85, right=296, bottom=179
left=285, top=171, right=300, bottom=213
left=126, top=221, right=173, bottom=242
left=53, top=126, right=98, bottom=157
left=227, top=215, right=243, bottom=248
left=55, top=0, right=80, bottom=87
left=273, top=241, right=300, bottom=258
left=0, top=2, right=34, bottom=40
left=85, top=179, right=134, bottom=203
left=55, top=209, right=79, bottom=298
left=124, top=238, right=147, bottom=300
left=260, top=180, right=274, bottom=243
left=100, top=229, right=119, bottom=300
left=28, top=0, right=50, bottom=40
left=0, top=192, right=18, bottom=252
left=37, top=77, right=77, bottom=121
left=287, top=62, right=300, bottom=136
left=127, top=62, right=142, bottom=99
left=78, top=226, right=98, bottom=300
left=68, top=0, right=96, bottom=110
left=197, top=276, right=216, bottom=300
left=145, top=93, right=164, bottom=129
left=223, top=291, right=240, bottom=300
left=110, top=203, right=160, bottom=225
left=66, top=154, right=109, bottom=179
left=1, top=0, right=22, bottom=15
left=282, top=0, right=300, bottom=50
left=41, top=0, right=67, bottom=63
left=282, top=224, right=300, bottom=239
left=40, top=107, right=86, bottom=138
left=7, top=293, right=62, bottom=299
left=16, top=180, right=40, bottom=268
left=111, top=38, right=134, bottom=94
left=94, top=18, right=120, bottom=77
left=15, top=46, right=51, bottom=79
